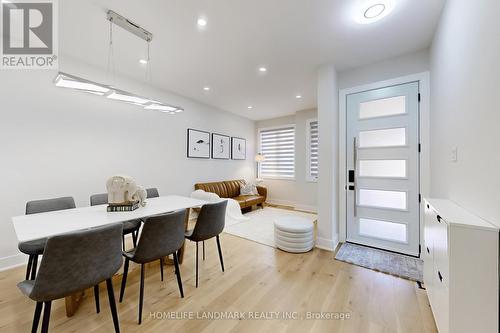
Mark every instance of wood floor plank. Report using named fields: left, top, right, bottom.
left=0, top=230, right=437, bottom=333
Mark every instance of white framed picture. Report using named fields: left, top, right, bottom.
left=231, top=137, right=246, bottom=160
left=187, top=128, right=211, bottom=158
left=212, top=133, right=230, bottom=159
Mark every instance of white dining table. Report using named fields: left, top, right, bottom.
left=11, top=195, right=207, bottom=317
left=12, top=195, right=206, bottom=243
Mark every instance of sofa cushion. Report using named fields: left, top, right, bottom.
left=243, top=195, right=265, bottom=206
left=195, top=182, right=229, bottom=198
left=232, top=196, right=250, bottom=207
left=223, top=180, right=246, bottom=198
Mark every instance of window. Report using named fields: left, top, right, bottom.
left=259, top=125, right=295, bottom=179
left=306, top=119, right=318, bottom=181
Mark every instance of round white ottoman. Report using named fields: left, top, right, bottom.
left=274, top=216, right=314, bottom=253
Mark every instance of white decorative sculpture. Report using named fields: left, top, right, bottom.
left=106, top=175, right=147, bottom=207
left=131, top=186, right=147, bottom=207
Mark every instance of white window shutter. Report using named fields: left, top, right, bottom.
left=259, top=126, right=295, bottom=179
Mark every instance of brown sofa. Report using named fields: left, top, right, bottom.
left=195, top=180, right=267, bottom=209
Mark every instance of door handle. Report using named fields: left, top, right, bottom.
left=353, top=137, right=357, bottom=217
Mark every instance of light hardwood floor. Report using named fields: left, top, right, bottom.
left=0, top=232, right=437, bottom=332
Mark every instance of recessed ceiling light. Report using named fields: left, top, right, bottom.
left=295, top=95, right=302, bottom=99
left=197, top=17, right=207, bottom=27
left=355, top=0, right=394, bottom=24
left=139, top=59, right=148, bottom=64
left=258, top=67, right=267, bottom=73
left=203, top=86, right=210, bottom=91
left=247, top=106, right=253, bottom=109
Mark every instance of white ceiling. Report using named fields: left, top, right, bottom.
left=59, top=0, right=445, bottom=120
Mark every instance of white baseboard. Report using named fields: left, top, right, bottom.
left=315, top=235, right=339, bottom=252
left=266, top=199, right=295, bottom=207
left=0, top=253, right=26, bottom=272
left=294, top=204, right=317, bottom=213
left=266, top=199, right=317, bottom=213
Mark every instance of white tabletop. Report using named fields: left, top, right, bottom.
left=12, top=195, right=207, bottom=243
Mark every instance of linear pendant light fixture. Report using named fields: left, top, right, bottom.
left=53, top=10, right=183, bottom=115
left=54, top=72, right=184, bottom=114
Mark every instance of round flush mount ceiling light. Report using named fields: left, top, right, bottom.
left=258, top=67, right=267, bottom=73
left=295, top=95, right=302, bottom=99
left=203, top=86, right=210, bottom=92
left=247, top=106, right=253, bottom=109
left=355, top=0, right=394, bottom=24
left=139, top=59, right=148, bottom=65
left=364, top=3, right=385, bottom=18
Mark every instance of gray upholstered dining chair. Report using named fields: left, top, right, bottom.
left=17, top=223, right=123, bottom=333
left=19, top=197, right=76, bottom=281
left=146, top=187, right=159, bottom=199
left=144, top=187, right=170, bottom=278
left=185, top=200, right=228, bottom=288
left=119, top=210, right=186, bottom=325
left=90, top=193, right=142, bottom=250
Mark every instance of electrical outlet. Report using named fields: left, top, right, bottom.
left=450, top=147, right=458, bottom=162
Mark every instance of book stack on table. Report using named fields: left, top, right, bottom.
left=107, top=201, right=140, bottom=212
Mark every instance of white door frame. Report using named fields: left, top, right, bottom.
left=338, top=72, right=430, bottom=255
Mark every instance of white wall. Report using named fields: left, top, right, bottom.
left=430, top=0, right=500, bottom=227
left=0, top=56, right=255, bottom=269
left=338, top=49, right=429, bottom=89
left=255, top=109, right=318, bottom=212
left=317, top=65, right=339, bottom=251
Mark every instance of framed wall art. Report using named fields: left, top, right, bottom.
left=231, top=137, right=246, bottom=160
left=212, top=133, right=230, bottom=159
left=187, top=128, right=211, bottom=158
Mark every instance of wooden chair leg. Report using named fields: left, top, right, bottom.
left=106, top=278, right=120, bottom=333
left=30, top=255, right=38, bottom=280
left=122, top=235, right=126, bottom=251
left=216, top=235, right=224, bottom=272
left=138, top=264, right=145, bottom=324
left=160, top=258, right=164, bottom=281
left=94, top=284, right=100, bottom=313
left=195, top=242, right=199, bottom=288
left=31, top=302, right=43, bottom=333
left=119, top=258, right=129, bottom=303
left=26, top=255, right=33, bottom=280
left=173, top=251, right=184, bottom=298
left=40, top=301, right=51, bottom=333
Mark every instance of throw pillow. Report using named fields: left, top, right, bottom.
left=240, top=183, right=258, bottom=196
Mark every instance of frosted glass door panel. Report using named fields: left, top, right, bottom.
left=359, top=128, right=406, bottom=148
left=358, top=189, right=407, bottom=210
left=359, top=218, right=407, bottom=243
left=359, top=96, right=406, bottom=119
left=359, top=160, right=406, bottom=178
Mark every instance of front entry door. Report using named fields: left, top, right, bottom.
left=346, top=82, right=420, bottom=256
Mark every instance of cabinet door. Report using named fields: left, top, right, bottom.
left=423, top=202, right=435, bottom=290
left=434, top=214, right=449, bottom=287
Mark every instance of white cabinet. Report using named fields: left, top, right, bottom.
left=423, top=199, right=499, bottom=333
